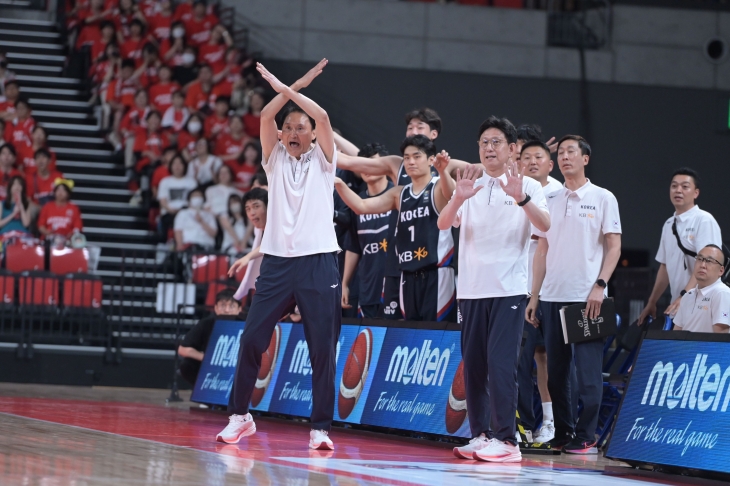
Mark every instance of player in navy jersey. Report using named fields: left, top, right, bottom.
left=342, top=143, right=393, bottom=318
left=335, top=135, right=456, bottom=322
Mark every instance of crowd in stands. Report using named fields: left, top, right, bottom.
left=0, top=75, right=83, bottom=242
left=65, top=0, right=268, bottom=255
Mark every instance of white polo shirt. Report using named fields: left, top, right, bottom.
left=453, top=171, right=548, bottom=299
left=260, top=141, right=340, bottom=257
left=535, top=180, right=622, bottom=302
left=673, top=279, right=730, bottom=333
left=656, top=205, right=722, bottom=302
left=528, top=176, right=564, bottom=292
left=234, top=226, right=263, bottom=300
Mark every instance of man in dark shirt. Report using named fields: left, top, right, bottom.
left=177, top=289, right=242, bottom=386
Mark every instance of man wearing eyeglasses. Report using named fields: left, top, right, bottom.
left=639, top=168, right=722, bottom=324
left=438, top=116, right=550, bottom=463
left=673, top=245, right=730, bottom=333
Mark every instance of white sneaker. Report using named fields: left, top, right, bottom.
left=473, top=440, right=522, bottom=463
left=216, top=414, right=256, bottom=444
left=522, top=430, right=533, bottom=444
left=309, top=429, right=334, bottom=450
left=453, top=434, right=490, bottom=459
left=534, top=420, right=555, bottom=444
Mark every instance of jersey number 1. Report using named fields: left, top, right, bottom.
left=408, top=225, right=415, bottom=242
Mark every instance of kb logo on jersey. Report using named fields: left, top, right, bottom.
left=363, top=239, right=388, bottom=255
left=399, top=247, right=428, bottom=263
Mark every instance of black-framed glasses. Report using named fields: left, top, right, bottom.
left=695, top=255, right=723, bottom=266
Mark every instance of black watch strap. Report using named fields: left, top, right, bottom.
left=680, top=289, right=687, bottom=297
left=596, top=279, right=607, bottom=288
left=517, top=194, right=531, bottom=207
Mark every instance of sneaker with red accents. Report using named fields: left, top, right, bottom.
left=473, top=440, right=522, bottom=463
left=309, top=429, right=334, bottom=450
left=453, top=434, right=489, bottom=459
left=563, top=439, right=598, bottom=454
left=216, top=413, right=256, bottom=443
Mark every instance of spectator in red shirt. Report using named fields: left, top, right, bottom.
left=16, top=126, right=57, bottom=174
left=215, top=115, right=250, bottom=164
left=184, top=64, right=213, bottom=113
left=0, top=144, right=22, bottom=200
left=183, top=0, right=218, bottom=47
left=89, top=42, right=120, bottom=95
left=80, top=19, right=116, bottom=64
left=198, top=24, right=232, bottom=73
left=204, top=96, right=230, bottom=140
left=148, top=0, right=174, bottom=42
left=75, top=0, right=113, bottom=47
left=243, top=89, right=263, bottom=139
left=133, top=110, right=170, bottom=172
left=137, top=43, right=164, bottom=89
left=38, top=179, right=83, bottom=239
left=161, top=90, right=189, bottom=133
left=120, top=19, right=148, bottom=67
left=149, top=65, right=179, bottom=112
left=177, top=113, right=203, bottom=161
left=160, top=21, right=187, bottom=67
left=0, top=80, right=19, bottom=121
left=118, top=88, right=150, bottom=168
left=113, top=0, right=146, bottom=42
left=227, top=141, right=260, bottom=192
left=4, top=100, right=35, bottom=145
left=105, top=59, right=140, bottom=150
left=25, top=148, right=63, bottom=206
left=0, top=176, right=37, bottom=236
left=151, top=146, right=177, bottom=199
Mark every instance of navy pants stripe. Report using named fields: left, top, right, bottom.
left=540, top=301, right=604, bottom=442
left=459, top=296, right=525, bottom=444
left=228, top=253, right=342, bottom=431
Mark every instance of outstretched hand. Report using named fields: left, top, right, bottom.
left=433, top=150, right=450, bottom=174
left=546, top=136, right=558, bottom=154
left=499, top=158, right=526, bottom=202
left=454, top=164, right=484, bottom=202
left=256, top=62, right=288, bottom=93
left=296, top=58, right=328, bottom=89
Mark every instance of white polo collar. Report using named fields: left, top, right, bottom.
left=696, top=278, right=725, bottom=298
left=477, top=171, right=506, bottom=187
left=281, top=141, right=316, bottom=162
left=564, top=178, right=593, bottom=200
left=674, top=204, right=700, bottom=223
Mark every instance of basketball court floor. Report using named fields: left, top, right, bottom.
left=0, top=384, right=715, bottom=485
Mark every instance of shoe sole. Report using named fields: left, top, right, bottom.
left=453, top=447, right=477, bottom=459
left=472, top=452, right=522, bottom=463
left=309, top=441, right=334, bottom=450
left=563, top=448, right=598, bottom=455
left=215, top=423, right=256, bottom=444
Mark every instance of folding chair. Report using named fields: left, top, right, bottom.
left=50, top=247, right=89, bottom=274
left=61, top=273, right=106, bottom=346
left=6, top=243, right=45, bottom=272
left=191, top=254, right=230, bottom=283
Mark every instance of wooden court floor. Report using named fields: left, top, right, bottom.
left=0, top=383, right=715, bottom=485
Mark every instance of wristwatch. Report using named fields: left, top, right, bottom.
left=517, top=194, right=531, bottom=207
left=680, top=289, right=687, bottom=297
left=595, top=279, right=607, bottom=288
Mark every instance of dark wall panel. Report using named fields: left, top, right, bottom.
left=265, top=60, right=730, bottom=256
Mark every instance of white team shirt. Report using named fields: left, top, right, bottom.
left=260, top=141, right=340, bottom=257
left=673, top=279, right=730, bottom=333
left=535, top=179, right=622, bottom=302
left=454, top=171, right=548, bottom=299
left=656, top=205, right=722, bottom=302
left=173, top=208, right=217, bottom=248
left=528, top=176, right=563, bottom=292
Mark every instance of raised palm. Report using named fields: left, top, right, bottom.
left=298, top=58, right=328, bottom=89
left=454, top=164, right=484, bottom=201
left=256, top=62, right=287, bottom=93
left=499, top=158, right=525, bottom=200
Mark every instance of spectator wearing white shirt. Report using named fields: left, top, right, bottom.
left=205, top=164, right=241, bottom=216
left=219, top=193, right=247, bottom=255
left=527, top=135, right=622, bottom=455
left=187, top=138, right=222, bottom=187
left=157, top=154, right=198, bottom=242
left=640, top=168, right=722, bottom=324
left=173, top=188, right=217, bottom=251
left=674, top=245, right=730, bottom=334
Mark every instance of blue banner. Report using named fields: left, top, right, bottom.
left=191, top=319, right=245, bottom=406
left=607, top=337, right=730, bottom=475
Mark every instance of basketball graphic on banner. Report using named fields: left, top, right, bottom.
left=445, top=359, right=467, bottom=433
left=251, top=323, right=281, bottom=407
left=338, top=328, right=373, bottom=419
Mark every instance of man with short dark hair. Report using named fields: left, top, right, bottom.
left=438, top=116, right=550, bottom=463
left=335, top=135, right=455, bottom=322
left=527, top=134, right=622, bottom=455
left=639, top=168, right=722, bottom=324
left=178, top=289, right=242, bottom=386
left=673, top=244, right=730, bottom=333
left=230, top=187, right=268, bottom=303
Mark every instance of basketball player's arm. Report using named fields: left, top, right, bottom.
left=337, top=153, right=402, bottom=181
left=341, top=251, right=360, bottom=309
left=333, top=132, right=360, bottom=156
left=433, top=151, right=455, bottom=212
left=639, top=263, right=669, bottom=325
left=228, top=246, right=262, bottom=277
left=526, top=237, right=548, bottom=327
left=666, top=274, right=698, bottom=317
left=257, top=59, right=329, bottom=160
left=177, top=345, right=204, bottom=361
left=586, top=233, right=622, bottom=320
left=334, top=178, right=399, bottom=215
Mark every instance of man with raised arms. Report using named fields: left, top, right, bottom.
left=437, top=116, right=550, bottom=463
left=216, top=59, right=341, bottom=451
left=335, top=135, right=456, bottom=322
